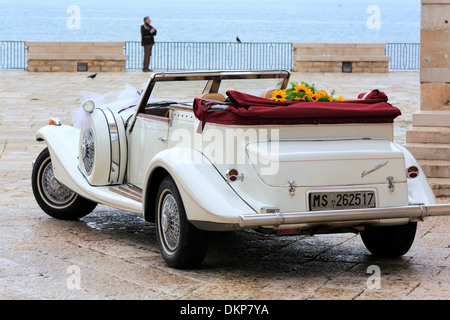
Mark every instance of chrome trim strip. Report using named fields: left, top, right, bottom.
left=104, top=108, right=120, bottom=184
left=96, top=108, right=112, bottom=181
left=238, top=204, right=450, bottom=229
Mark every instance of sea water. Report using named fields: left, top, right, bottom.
left=0, top=0, right=420, bottom=43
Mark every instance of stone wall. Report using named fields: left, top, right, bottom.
left=405, top=0, right=450, bottom=199
left=292, top=43, right=390, bottom=73
left=26, top=42, right=128, bottom=72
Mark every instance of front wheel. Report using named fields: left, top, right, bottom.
left=155, top=176, right=209, bottom=269
left=360, top=222, right=417, bottom=257
left=31, top=147, right=97, bottom=220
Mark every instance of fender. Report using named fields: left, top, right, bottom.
left=395, top=143, right=436, bottom=205
left=143, top=148, right=257, bottom=230
left=36, top=124, right=142, bottom=213
left=36, top=125, right=82, bottom=193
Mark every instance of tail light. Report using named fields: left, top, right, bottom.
left=226, top=169, right=243, bottom=182
left=406, top=166, right=419, bottom=178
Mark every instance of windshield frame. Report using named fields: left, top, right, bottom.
left=129, top=70, right=290, bottom=132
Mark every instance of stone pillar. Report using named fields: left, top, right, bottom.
left=405, top=0, right=450, bottom=200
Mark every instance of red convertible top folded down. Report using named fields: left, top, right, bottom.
left=193, top=90, right=401, bottom=131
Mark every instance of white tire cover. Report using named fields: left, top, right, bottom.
left=79, top=107, right=127, bottom=186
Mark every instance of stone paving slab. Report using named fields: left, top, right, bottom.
left=0, top=71, right=448, bottom=301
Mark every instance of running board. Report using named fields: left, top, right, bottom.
left=109, top=185, right=143, bottom=203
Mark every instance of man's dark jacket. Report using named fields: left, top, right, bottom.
left=141, top=24, right=157, bottom=46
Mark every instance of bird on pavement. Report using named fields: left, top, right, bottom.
left=87, top=73, right=97, bottom=79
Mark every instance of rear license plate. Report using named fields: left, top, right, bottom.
left=309, top=191, right=376, bottom=211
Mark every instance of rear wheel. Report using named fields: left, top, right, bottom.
left=155, top=176, right=209, bottom=269
left=361, top=222, right=417, bottom=257
left=32, top=148, right=97, bottom=220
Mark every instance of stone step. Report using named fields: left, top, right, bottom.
left=405, top=143, right=450, bottom=160
left=418, top=160, right=450, bottom=178
left=428, top=178, right=450, bottom=197
left=406, top=126, right=450, bottom=144
left=436, top=195, right=450, bottom=204
left=412, top=110, right=450, bottom=127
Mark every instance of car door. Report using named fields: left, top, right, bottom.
left=127, top=110, right=170, bottom=189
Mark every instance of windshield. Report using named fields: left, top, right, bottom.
left=217, top=78, right=282, bottom=98
left=147, top=77, right=282, bottom=105
left=148, top=80, right=209, bottom=104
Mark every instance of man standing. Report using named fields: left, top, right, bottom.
left=141, top=17, right=157, bottom=72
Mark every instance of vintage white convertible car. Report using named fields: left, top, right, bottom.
left=32, top=70, right=450, bottom=269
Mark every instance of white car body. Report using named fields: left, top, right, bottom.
left=33, top=70, right=450, bottom=268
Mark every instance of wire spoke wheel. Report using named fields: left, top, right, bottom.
left=41, top=160, right=76, bottom=206
left=160, top=193, right=181, bottom=252
left=155, top=176, right=209, bottom=269
left=32, top=148, right=97, bottom=220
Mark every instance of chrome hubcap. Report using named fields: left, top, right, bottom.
left=161, top=194, right=180, bottom=252
left=81, top=129, right=95, bottom=175
left=42, top=161, right=76, bottom=205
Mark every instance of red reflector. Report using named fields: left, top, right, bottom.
left=226, top=169, right=240, bottom=182
left=406, top=166, right=419, bottom=179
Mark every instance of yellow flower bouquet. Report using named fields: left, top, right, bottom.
left=271, top=82, right=344, bottom=102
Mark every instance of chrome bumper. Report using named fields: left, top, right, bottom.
left=238, top=204, right=450, bottom=229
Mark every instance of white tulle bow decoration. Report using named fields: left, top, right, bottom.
left=72, top=84, right=142, bottom=129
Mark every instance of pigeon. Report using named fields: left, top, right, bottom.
left=236, top=36, right=241, bottom=43
left=87, top=73, right=97, bottom=79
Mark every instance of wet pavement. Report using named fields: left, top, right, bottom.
left=0, top=71, right=448, bottom=300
